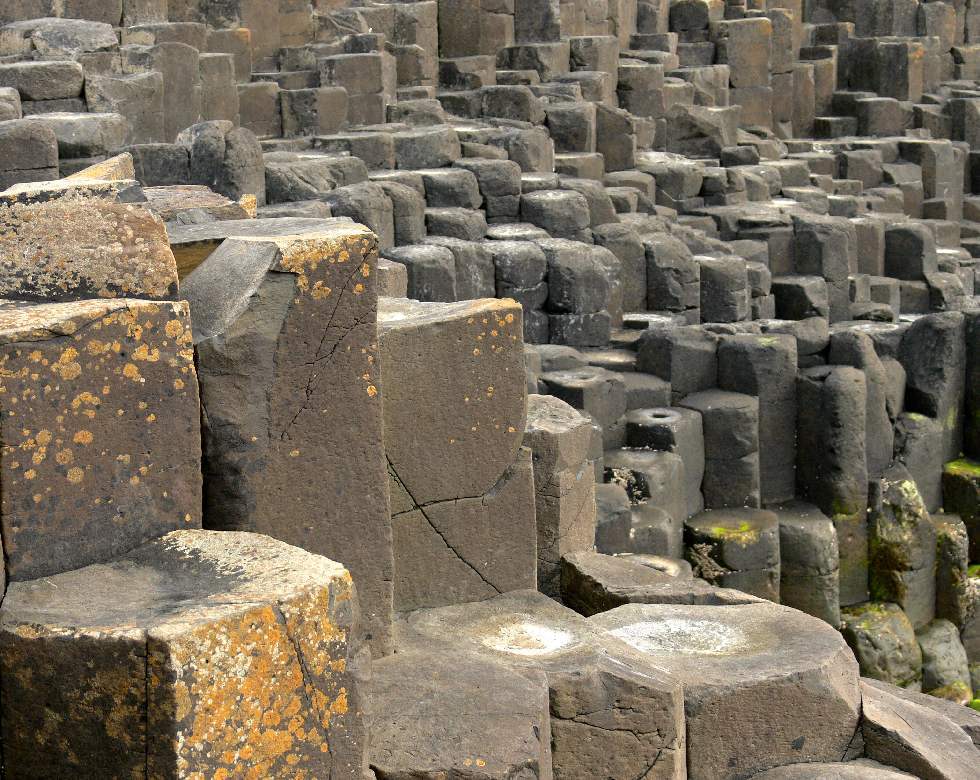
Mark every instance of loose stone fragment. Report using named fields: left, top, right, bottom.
left=561, top=550, right=758, bottom=616
left=861, top=679, right=978, bottom=780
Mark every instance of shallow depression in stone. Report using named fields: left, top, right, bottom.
left=611, top=618, right=748, bottom=656
left=481, top=620, right=577, bottom=656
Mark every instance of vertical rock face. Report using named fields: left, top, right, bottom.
left=0, top=297, right=202, bottom=581
left=379, top=297, right=536, bottom=611
left=524, top=392, right=597, bottom=596
left=0, top=530, right=366, bottom=779
left=183, top=222, right=394, bottom=654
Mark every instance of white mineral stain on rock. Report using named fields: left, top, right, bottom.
left=611, top=618, right=746, bottom=656
left=482, top=621, right=575, bottom=656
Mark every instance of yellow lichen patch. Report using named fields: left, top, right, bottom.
left=132, top=344, right=160, bottom=362
left=122, top=363, right=142, bottom=382
left=52, top=347, right=82, bottom=381
left=66, top=466, right=84, bottom=484
left=159, top=596, right=343, bottom=778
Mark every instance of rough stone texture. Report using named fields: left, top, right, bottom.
left=0, top=529, right=365, bottom=778
left=591, top=601, right=862, bottom=780
left=0, top=193, right=179, bottom=302
left=561, top=550, right=759, bottom=616
left=365, top=646, right=553, bottom=779
left=683, top=508, right=781, bottom=601
left=0, top=297, right=201, bottom=581
left=524, top=393, right=596, bottom=596
left=398, top=589, right=687, bottom=780
left=841, top=602, right=923, bottom=688
left=869, top=464, right=937, bottom=630
left=183, top=222, right=394, bottom=654
left=861, top=679, right=978, bottom=780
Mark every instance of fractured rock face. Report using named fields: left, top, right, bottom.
left=380, top=297, right=535, bottom=611
left=365, top=646, right=553, bottom=779
left=183, top=220, right=394, bottom=654
left=0, top=297, right=201, bottom=581
left=861, top=679, right=978, bottom=780
left=0, top=529, right=365, bottom=779
left=590, top=601, right=862, bottom=780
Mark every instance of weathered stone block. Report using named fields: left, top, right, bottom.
left=0, top=529, right=364, bottom=778
left=0, top=298, right=200, bottom=581
left=184, top=222, right=393, bottom=653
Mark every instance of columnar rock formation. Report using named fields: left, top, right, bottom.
left=0, top=0, right=978, bottom=778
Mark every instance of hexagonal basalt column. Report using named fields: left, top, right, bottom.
left=590, top=601, right=862, bottom=780
left=183, top=221, right=394, bottom=653
left=398, top=589, right=686, bottom=780
left=0, top=530, right=365, bottom=778
left=379, top=297, right=535, bottom=611
left=0, top=297, right=201, bottom=582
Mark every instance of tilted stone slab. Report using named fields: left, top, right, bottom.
left=165, top=216, right=344, bottom=278
left=591, top=601, right=862, bottom=780
left=0, top=529, right=365, bottom=778
left=0, top=297, right=201, bottom=581
left=561, top=550, right=761, bottom=617
left=182, top=222, right=394, bottom=653
left=0, top=192, right=179, bottom=301
left=861, top=679, right=978, bottom=780
left=749, top=761, right=915, bottom=779
left=398, top=589, right=687, bottom=780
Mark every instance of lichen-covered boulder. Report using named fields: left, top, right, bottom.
left=0, top=192, right=179, bottom=301
left=0, top=297, right=201, bottom=582
left=0, top=530, right=365, bottom=778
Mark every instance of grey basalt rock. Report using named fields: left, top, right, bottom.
left=398, top=589, right=687, bottom=780
left=365, top=646, right=553, bottom=779
left=591, top=601, right=862, bottom=780
left=183, top=222, right=394, bottom=654
left=861, top=679, right=978, bottom=780
left=561, top=550, right=759, bottom=617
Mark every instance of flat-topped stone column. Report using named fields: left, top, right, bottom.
left=0, top=529, right=365, bottom=778
left=590, top=601, right=862, bottom=780
left=182, top=220, right=394, bottom=654
left=379, top=297, right=535, bottom=611
left=0, top=297, right=201, bottom=581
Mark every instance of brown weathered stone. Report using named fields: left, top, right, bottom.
left=0, top=297, right=201, bottom=581
left=0, top=193, right=179, bottom=302
left=0, top=529, right=365, bottom=778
